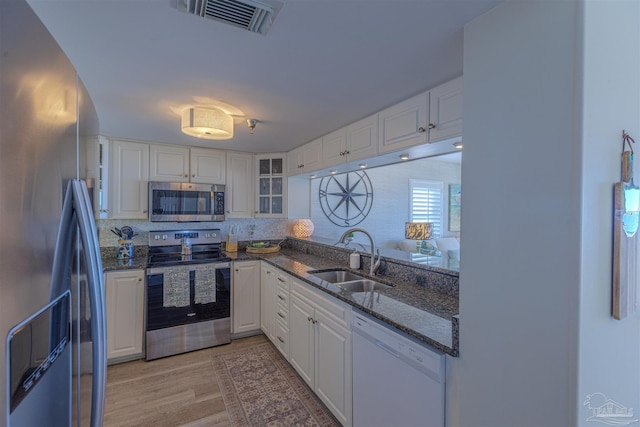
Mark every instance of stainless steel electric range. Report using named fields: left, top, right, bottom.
left=145, top=229, right=231, bottom=360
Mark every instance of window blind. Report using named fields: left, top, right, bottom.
left=409, top=179, right=443, bottom=237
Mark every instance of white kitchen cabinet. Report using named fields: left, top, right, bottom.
left=105, top=269, right=145, bottom=363
left=190, top=147, right=226, bottom=184
left=378, top=91, right=429, bottom=154
left=260, top=262, right=291, bottom=359
left=428, top=75, right=463, bottom=143
left=225, top=151, right=254, bottom=218
left=149, top=144, right=226, bottom=184
left=289, top=278, right=352, bottom=426
left=149, top=144, right=190, bottom=182
left=323, top=114, right=378, bottom=168
left=232, top=261, right=261, bottom=336
left=109, top=139, right=149, bottom=219
left=255, top=153, right=287, bottom=217
left=288, top=138, right=323, bottom=176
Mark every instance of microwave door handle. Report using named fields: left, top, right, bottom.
left=72, top=179, right=107, bottom=427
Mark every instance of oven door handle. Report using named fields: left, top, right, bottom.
left=146, top=262, right=230, bottom=275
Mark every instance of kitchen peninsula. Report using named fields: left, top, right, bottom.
left=102, top=236, right=459, bottom=357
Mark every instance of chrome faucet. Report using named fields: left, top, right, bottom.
left=338, top=228, right=381, bottom=276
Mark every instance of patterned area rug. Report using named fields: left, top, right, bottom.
left=212, top=342, right=340, bottom=427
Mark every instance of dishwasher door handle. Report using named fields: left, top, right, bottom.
left=374, top=338, right=399, bottom=358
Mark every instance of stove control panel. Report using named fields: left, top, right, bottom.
left=148, top=229, right=222, bottom=246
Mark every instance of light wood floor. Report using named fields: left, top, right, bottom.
left=104, top=334, right=269, bottom=427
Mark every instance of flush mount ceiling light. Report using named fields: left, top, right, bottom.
left=181, top=107, right=234, bottom=140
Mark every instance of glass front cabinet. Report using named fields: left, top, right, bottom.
left=255, top=154, right=287, bottom=217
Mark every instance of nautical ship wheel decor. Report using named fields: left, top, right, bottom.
left=319, top=170, right=373, bottom=227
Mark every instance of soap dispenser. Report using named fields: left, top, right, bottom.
left=349, top=248, right=360, bottom=269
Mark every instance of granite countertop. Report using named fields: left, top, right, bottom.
left=101, top=246, right=459, bottom=356
left=230, top=249, right=459, bottom=356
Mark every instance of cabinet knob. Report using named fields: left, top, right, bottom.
left=277, top=336, right=285, bottom=343
left=307, top=316, right=313, bottom=322
left=428, top=123, right=436, bottom=129
left=418, top=127, right=426, bottom=133
left=235, top=269, right=239, bottom=272
left=138, top=278, right=142, bottom=282
left=192, top=174, right=195, bottom=178
left=184, top=174, right=188, bottom=178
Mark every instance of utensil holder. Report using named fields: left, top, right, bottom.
left=117, top=240, right=134, bottom=259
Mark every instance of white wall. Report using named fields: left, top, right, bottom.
left=579, top=0, right=640, bottom=423
left=309, top=156, right=461, bottom=248
left=451, top=1, right=640, bottom=426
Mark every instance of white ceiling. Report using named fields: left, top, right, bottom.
left=27, top=0, right=501, bottom=153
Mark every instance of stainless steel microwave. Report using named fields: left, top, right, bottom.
left=149, top=182, right=225, bottom=222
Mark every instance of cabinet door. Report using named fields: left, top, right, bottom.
left=256, top=154, right=287, bottom=217
left=347, top=113, right=378, bottom=162
left=287, top=147, right=304, bottom=176
left=190, top=147, right=226, bottom=184
left=428, top=76, right=463, bottom=143
left=232, top=261, right=261, bottom=334
left=302, top=138, right=323, bottom=172
left=289, top=292, right=315, bottom=387
left=260, top=264, right=275, bottom=340
left=149, top=144, right=189, bottom=182
left=226, top=152, right=254, bottom=218
left=105, top=270, right=145, bottom=362
left=378, top=92, right=428, bottom=153
left=315, top=309, right=352, bottom=426
left=110, top=139, right=149, bottom=219
left=322, top=128, right=347, bottom=167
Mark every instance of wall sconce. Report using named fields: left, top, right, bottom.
left=292, top=219, right=314, bottom=238
left=247, top=119, right=257, bottom=134
left=181, top=107, right=233, bottom=140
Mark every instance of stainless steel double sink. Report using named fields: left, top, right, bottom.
left=307, top=269, right=393, bottom=293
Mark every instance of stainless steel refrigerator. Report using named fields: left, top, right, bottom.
left=1, top=0, right=107, bottom=426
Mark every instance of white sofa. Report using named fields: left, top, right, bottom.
left=397, top=237, right=460, bottom=260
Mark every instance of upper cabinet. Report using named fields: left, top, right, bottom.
left=323, top=114, right=378, bottom=168
left=149, top=144, right=226, bottom=184
left=256, top=154, right=287, bottom=217
left=190, top=147, right=226, bottom=184
left=428, top=76, right=463, bottom=144
left=225, top=151, right=254, bottom=219
left=292, top=76, right=463, bottom=174
left=109, top=139, right=149, bottom=219
left=288, top=138, right=323, bottom=176
left=378, top=92, right=429, bottom=154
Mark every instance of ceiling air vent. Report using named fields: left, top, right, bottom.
left=177, top=0, right=284, bottom=35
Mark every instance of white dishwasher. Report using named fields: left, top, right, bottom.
left=351, top=311, right=445, bottom=427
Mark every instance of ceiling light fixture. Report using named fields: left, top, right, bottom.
left=400, top=154, right=410, bottom=161
left=453, top=141, right=463, bottom=149
left=247, top=119, right=257, bottom=134
left=181, top=107, right=233, bottom=140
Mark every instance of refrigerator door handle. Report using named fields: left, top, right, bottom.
left=72, top=180, right=106, bottom=427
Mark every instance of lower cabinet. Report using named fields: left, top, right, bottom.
left=260, top=262, right=290, bottom=358
left=232, top=260, right=261, bottom=336
left=289, top=278, right=352, bottom=427
left=104, top=269, right=145, bottom=363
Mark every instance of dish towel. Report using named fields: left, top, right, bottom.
left=162, top=266, right=190, bottom=308
left=194, top=265, right=217, bottom=304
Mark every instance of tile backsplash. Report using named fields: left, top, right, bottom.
left=98, top=218, right=295, bottom=248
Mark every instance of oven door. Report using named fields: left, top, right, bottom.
left=146, top=262, right=230, bottom=331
